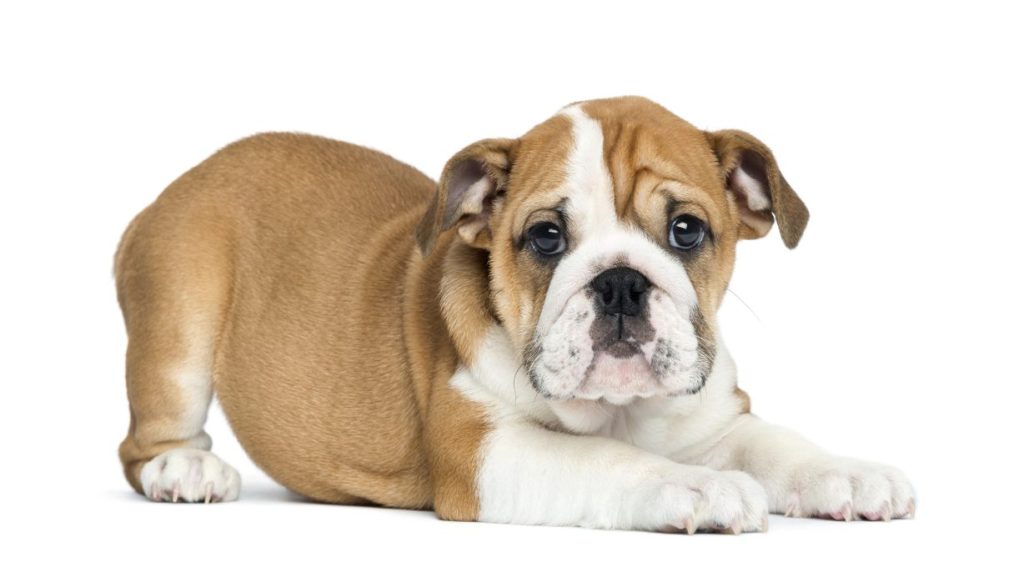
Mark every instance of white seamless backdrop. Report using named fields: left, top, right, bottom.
left=1, top=1, right=1021, bottom=565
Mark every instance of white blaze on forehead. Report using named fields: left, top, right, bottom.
left=536, top=104, right=617, bottom=335
left=535, top=105, right=700, bottom=337
left=559, top=104, right=618, bottom=237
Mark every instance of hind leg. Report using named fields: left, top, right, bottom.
left=118, top=307, right=240, bottom=503
left=116, top=222, right=240, bottom=503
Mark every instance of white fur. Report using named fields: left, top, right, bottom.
left=535, top=293, right=595, bottom=393
left=536, top=228, right=699, bottom=337
left=455, top=176, right=495, bottom=242
left=528, top=105, right=705, bottom=402
left=454, top=328, right=768, bottom=532
left=558, top=105, right=618, bottom=238
left=576, top=289, right=699, bottom=399
left=693, top=415, right=916, bottom=520
left=458, top=323, right=915, bottom=530
left=175, top=324, right=216, bottom=443
left=731, top=166, right=771, bottom=211
left=537, top=106, right=699, bottom=335
left=448, top=105, right=915, bottom=532
left=140, top=448, right=241, bottom=503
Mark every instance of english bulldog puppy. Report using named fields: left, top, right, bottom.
left=115, top=96, right=914, bottom=533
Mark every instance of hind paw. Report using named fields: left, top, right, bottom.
left=140, top=448, right=240, bottom=503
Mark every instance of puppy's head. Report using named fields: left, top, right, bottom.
left=418, top=97, right=808, bottom=404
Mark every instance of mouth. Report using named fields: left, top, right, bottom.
left=603, top=338, right=642, bottom=358
left=577, top=350, right=661, bottom=399
left=590, top=309, right=655, bottom=356
left=526, top=287, right=712, bottom=402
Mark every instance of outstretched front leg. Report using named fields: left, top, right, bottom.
left=432, top=412, right=770, bottom=533
left=695, top=414, right=916, bottom=521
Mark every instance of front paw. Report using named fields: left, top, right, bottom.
left=783, top=457, right=915, bottom=521
left=650, top=468, right=769, bottom=534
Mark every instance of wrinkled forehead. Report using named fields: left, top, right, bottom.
left=506, top=98, right=729, bottom=232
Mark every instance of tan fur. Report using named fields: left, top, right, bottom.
left=735, top=386, right=752, bottom=414
left=116, top=97, right=803, bottom=515
left=116, top=134, right=483, bottom=509
left=581, top=97, right=741, bottom=318
left=426, top=97, right=804, bottom=374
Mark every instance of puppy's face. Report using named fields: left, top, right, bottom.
left=419, top=97, right=808, bottom=405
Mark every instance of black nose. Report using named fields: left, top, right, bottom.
left=590, top=267, right=650, bottom=317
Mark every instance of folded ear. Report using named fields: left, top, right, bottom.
left=705, top=129, right=809, bottom=248
left=416, top=138, right=516, bottom=255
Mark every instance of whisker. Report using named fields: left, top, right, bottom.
left=727, top=288, right=761, bottom=323
left=512, top=363, right=525, bottom=405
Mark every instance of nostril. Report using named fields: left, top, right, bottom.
left=628, top=287, right=642, bottom=304
left=601, top=287, right=615, bottom=307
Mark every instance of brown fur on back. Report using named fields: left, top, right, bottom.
left=116, top=133, right=487, bottom=509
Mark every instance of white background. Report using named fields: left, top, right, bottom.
left=2, top=1, right=1021, bottom=565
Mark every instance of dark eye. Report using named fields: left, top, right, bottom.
left=527, top=222, right=567, bottom=256
left=668, top=215, right=707, bottom=251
